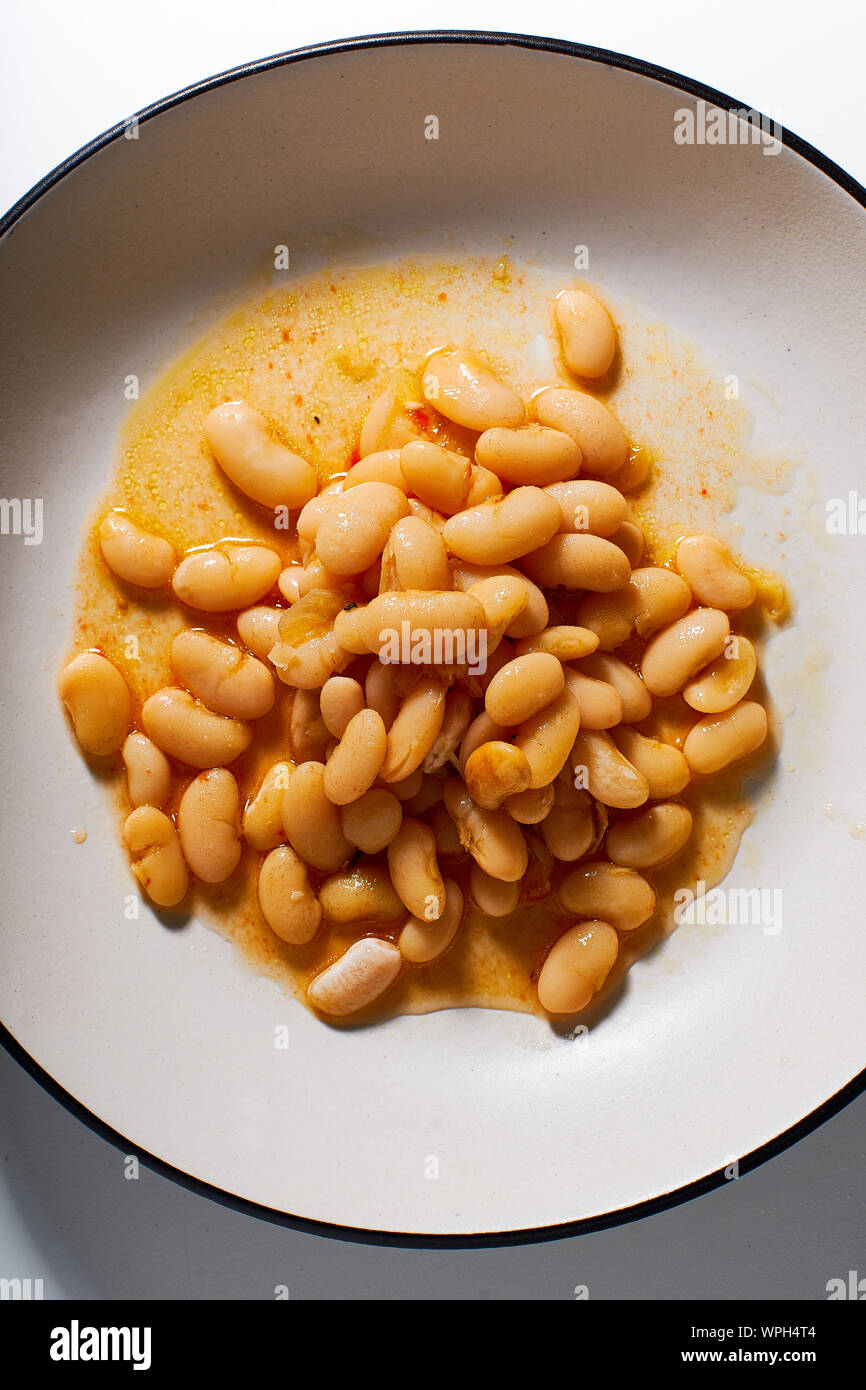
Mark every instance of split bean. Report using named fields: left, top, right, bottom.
left=177, top=768, right=242, bottom=883
left=307, top=938, right=402, bottom=1017
left=123, top=806, right=189, bottom=908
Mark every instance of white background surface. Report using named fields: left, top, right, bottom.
left=1, top=0, right=865, bottom=1298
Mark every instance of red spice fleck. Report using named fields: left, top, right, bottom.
left=700, top=487, right=708, bottom=496
left=347, top=443, right=361, bottom=468
left=406, top=405, right=431, bottom=431
left=438, top=292, right=447, bottom=301
left=294, top=394, right=303, bottom=406
left=281, top=329, right=290, bottom=342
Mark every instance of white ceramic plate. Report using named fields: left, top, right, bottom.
left=2, top=32, right=864, bottom=1244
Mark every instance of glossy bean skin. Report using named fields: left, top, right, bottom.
left=281, top=761, right=352, bottom=872
left=323, top=708, right=387, bottom=805
left=460, top=710, right=509, bottom=770
left=504, top=784, right=555, bottom=824
left=290, top=688, right=329, bottom=762
left=465, top=575, right=528, bottom=648
left=630, top=567, right=692, bottom=637
left=537, top=920, right=619, bottom=1014
left=123, top=806, right=189, bottom=908
left=475, top=424, right=582, bottom=486
left=380, top=676, right=447, bottom=782
left=243, top=760, right=293, bottom=850
left=319, top=676, right=365, bottom=738
left=542, top=788, right=596, bottom=862
left=606, top=802, right=693, bottom=868
left=469, top=864, right=520, bottom=916
left=421, top=348, right=524, bottom=431
left=610, top=520, right=645, bottom=567
left=464, top=740, right=532, bottom=809
left=676, top=534, right=756, bottom=611
left=345, top=449, right=409, bottom=491
left=579, top=653, right=652, bottom=723
left=389, top=515, right=452, bottom=590
left=122, top=732, right=171, bottom=808
left=399, top=879, right=464, bottom=963
left=465, top=465, right=504, bottom=506
left=513, top=625, right=599, bottom=661
left=555, top=289, right=617, bottom=378
left=319, top=862, right=405, bottom=923
left=443, top=777, right=528, bottom=882
left=558, top=862, right=656, bottom=932
left=682, top=701, right=768, bottom=774
left=570, top=729, right=649, bottom=809
left=315, top=481, right=409, bottom=575
left=205, top=401, right=318, bottom=509
left=341, top=590, right=486, bottom=659
left=546, top=480, right=628, bottom=537
left=575, top=588, right=638, bottom=650
left=307, top=938, right=402, bottom=1017
left=170, top=629, right=275, bottom=719
left=172, top=543, right=281, bottom=612
left=442, top=488, right=561, bottom=565
left=514, top=679, right=582, bottom=789
left=142, top=687, right=251, bottom=768
left=522, top=533, right=631, bottom=592
left=58, top=652, right=132, bottom=757
left=258, top=845, right=322, bottom=944
left=683, top=636, right=757, bottom=713
left=453, top=562, right=548, bottom=640
left=387, top=818, right=446, bottom=920
left=565, top=671, right=623, bottom=730
left=340, top=788, right=403, bottom=852
left=533, top=387, right=628, bottom=476
left=236, top=606, right=282, bottom=661
left=485, top=652, right=564, bottom=726
left=99, top=513, right=176, bottom=588
left=359, top=391, right=421, bottom=456
left=400, top=440, right=472, bottom=514
left=641, top=608, right=730, bottom=697
left=177, top=768, right=242, bottom=883
left=612, top=727, right=690, bottom=798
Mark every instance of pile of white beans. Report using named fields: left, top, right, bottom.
left=58, top=288, right=772, bottom=1020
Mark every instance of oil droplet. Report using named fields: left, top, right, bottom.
left=849, top=822, right=866, bottom=841
left=822, top=803, right=836, bottom=819
left=70, top=828, right=87, bottom=844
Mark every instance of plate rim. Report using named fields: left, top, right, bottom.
left=2, top=27, right=864, bottom=1249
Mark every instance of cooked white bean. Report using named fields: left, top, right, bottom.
left=243, top=760, right=293, bottom=850
left=315, top=481, right=409, bottom=576
left=58, top=652, right=131, bottom=757
left=123, top=806, right=189, bottom=908
left=522, top=533, right=631, bottom=592
left=258, top=845, right=322, bottom=944
left=453, top=562, right=548, bottom=640
left=380, top=676, right=447, bottom=782
left=558, top=862, right=656, bottom=932
left=682, top=701, right=768, bottom=774
left=542, top=787, right=596, bottom=862
left=170, top=629, right=275, bottom=719
left=576, top=588, right=638, bottom=650
left=537, top=921, right=619, bottom=1014
left=172, top=543, right=281, bottom=612
left=344, top=448, right=409, bottom=492
left=469, top=864, right=520, bottom=916
left=565, top=671, right=622, bottom=730
left=282, top=760, right=352, bottom=872
left=514, top=679, right=582, bottom=789
left=610, top=521, right=645, bottom=568
left=676, top=534, right=756, bottom=611
left=555, top=290, right=617, bottom=378
left=485, top=652, right=565, bottom=726
left=612, top=727, right=690, bottom=798
left=641, top=608, right=730, bottom=697
left=464, top=740, right=532, bottom=809
left=99, top=513, right=176, bottom=588
left=290, top=688, right=329, bottom=762
left=443, top=488, right=561, bottom=565
left=570, top=729, right=649, bottom=809
left=546, top=480, right=628, bottom=537
left=606, top=802, right=693, bottom=868
left=533, top=387, right=628, bottom=475
left=359, top=391, right=422, bottom=457
left=390, top=515, right=452, bottom=590
left=443, top=777, right=528, bottom=882
left=579, top=653, right=652, bottom=723
left=205, top=402, right=318, bottom=510
left=475, top=424, right=582, bottom=485
left=400, top=440, right=473, bottom=514
left=319, top=863, right=405, bottom=923
left=236, top=605, right=282, bottom=661
left=423, top=687, right=473, bottom=772
left=341, top=590, right=486, bottom=659
left=630, top=567, right=692, bottom=637
left=421, top=348, right=524, bottom=430
left=177, top=768, right=242, bottom=883
left=683, top=636, right=757, bottom=713
left=122, top=732, right=171, bottom=808
left=504, top=784, right=555, bottom=824
left=387, top=818, right=446, bottom=919
left=142, top=687, right=251, bottom=767
left=514, top=625, right=599, bottom=661
left=399, top=879, right=464, bottom=963
left=323, top=708, right=387, bottom=805
left=340, top=788, right=403, bottom=852
left=320, top=676, right=365, bottom=738
left=307, top=938, right=402, bottom=1017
